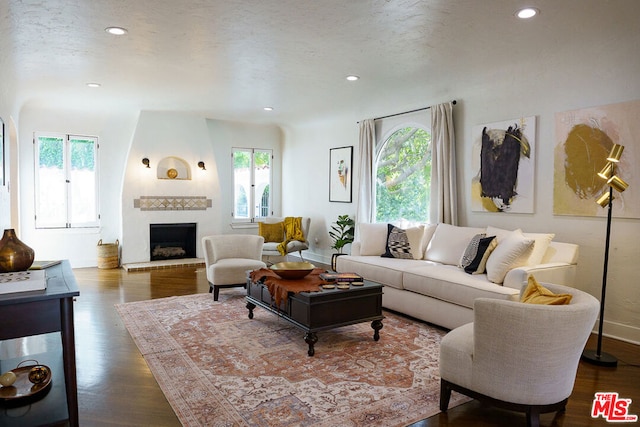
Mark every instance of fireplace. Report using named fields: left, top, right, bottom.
left=149, top=223, right=197, bottom=261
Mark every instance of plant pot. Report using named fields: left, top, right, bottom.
left=331, top=253, right=347, bottom=271
left=0, top=229, right=35, bottom=272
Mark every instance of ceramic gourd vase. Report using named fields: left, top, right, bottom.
left=0, top=229, right=35, bottom=272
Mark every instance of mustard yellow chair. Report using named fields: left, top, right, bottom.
left=259, top=217, right=310, bottom=263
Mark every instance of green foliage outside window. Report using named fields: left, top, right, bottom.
left=376, top=127, right=431, bottom=223
left=38, top=137, right=64, bottom=169
left=70, top=138, right=96, bottom=170
left=234, top=151, right=270, bottom=169
left=38, top=137, right=95, bottom=170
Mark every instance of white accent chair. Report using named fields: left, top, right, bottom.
left=260, top=217, right=311, bottom=263
left=202, top=235, right=267, bottom=301
left=439, top=282, right=599, bottom=427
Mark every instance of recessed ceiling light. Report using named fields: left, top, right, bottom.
left=516, top=7, right=539, bottom=19
left=263, top=107, right=274, bottom=111
left=86, top=83, right=101, bottom=88
left=346, top=75, right=360, bottom=81
left=105, top=26, right=128, bottom=35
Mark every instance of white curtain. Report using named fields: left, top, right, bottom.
left=430, top=102, right=458, bottom=225
left=356, top=119, right=375, bottom=224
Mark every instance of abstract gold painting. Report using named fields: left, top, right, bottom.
left=554, top=100, right=639, bottom=218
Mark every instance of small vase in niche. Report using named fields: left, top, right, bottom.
left=0, top=229, right=35, bottom=272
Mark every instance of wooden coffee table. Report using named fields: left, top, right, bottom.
left=246, top=276, right=384, bottom=356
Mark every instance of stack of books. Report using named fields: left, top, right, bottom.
left=319, top=272, right=364, bottom=286
left=0, top=270, right=47, bottom=295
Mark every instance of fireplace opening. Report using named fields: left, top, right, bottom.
left=149, top=223, right=197, bottom=261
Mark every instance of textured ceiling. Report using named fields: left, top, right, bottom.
left=1, top=0, right=638, bottom=125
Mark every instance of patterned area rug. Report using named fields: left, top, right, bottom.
left=115, top=290, right=469, bottom=426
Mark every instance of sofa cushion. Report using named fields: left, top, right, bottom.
left=460, top=235, right=497, bottom=274
left=380, top=224, right=426, bottom=259
left=486, top=226, right=522, bottom=243
left=485, top=232, right=534, bottom=284
left=521, top=276, right=572, bottom=305
left=402, top=265, right=520, bottom=309
left=425, top=223, right=486, bottom=265
left=358, top=223, right=390, bottom=256
left=381, top=224, right=414, bottom=259
left=523, top=232, right=555, bottom=265
left=335, top=255, right=431, bottom=290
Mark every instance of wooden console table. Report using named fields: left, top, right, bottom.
left=0, top=260, right=80, bottom=426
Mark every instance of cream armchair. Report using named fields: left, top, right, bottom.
left=260, top=217, right=311, bottom=263
left=439, top=282, right=599, bottom=427
left=202, top=235, right=267, bottom=301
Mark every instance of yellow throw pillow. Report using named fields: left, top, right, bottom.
left=521, top=276, right=573, bottom=305
left=258, top=222, right=284, bottom=243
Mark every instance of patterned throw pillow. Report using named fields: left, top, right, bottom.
left=460, top=234, right=497, bottom=274
left=459, top=233, right=486, bottom=268
left=381, top=224, right=414, bottom=259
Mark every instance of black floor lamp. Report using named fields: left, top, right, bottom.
left=582, top=143, right=628, bottom=367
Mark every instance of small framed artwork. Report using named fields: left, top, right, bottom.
left=329, top=146, right=353, bottom=203
left=0, top=117, right=4, bottom=186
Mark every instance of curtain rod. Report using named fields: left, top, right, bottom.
left=358, top=100, right=457, bottom=124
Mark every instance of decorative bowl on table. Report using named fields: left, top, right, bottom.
left=270, top=262, right=316, bottom=280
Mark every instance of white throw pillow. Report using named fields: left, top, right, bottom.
left=358, top=223, right=389, bottom=256
left=486, top=233, right=534, bottom=284
left=486, top=226, right=523, bottom=243
left=405, top=225, right=426, bottom=259
left=425, top=223, right=486, bottom=265
left=523, top=232, right=555, bottom=265
left=420, top=224, right=438, bottom=257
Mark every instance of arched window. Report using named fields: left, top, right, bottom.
left=375, top=126, right=431, bottom=223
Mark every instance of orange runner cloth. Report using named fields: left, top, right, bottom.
left=249, top=268, right=326, bottom=308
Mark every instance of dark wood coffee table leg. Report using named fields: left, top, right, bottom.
left=246, top=301, right=256, bottom=319
left=304, top=332, right=318, bottom=356
left=371, top=319, right=383, bottom=341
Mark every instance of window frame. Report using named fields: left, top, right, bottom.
left=34, top=132, right=100, bottom=229
left=374, top=122, right=432, bottom=223
left=231, top=147, right=273, bottom=223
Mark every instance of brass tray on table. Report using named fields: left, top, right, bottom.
left=0, top=361, right=52, bottom=402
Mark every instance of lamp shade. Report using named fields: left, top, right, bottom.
left=607, top=144, right=624, bottom=162
left=607, top=175, right=629, bottom=193
left=597, top=163, right=614, bottom=180
left=596, top=191, right=613, bottom=208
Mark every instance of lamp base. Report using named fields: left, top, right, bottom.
left=582, top=349, right=618, bottom=367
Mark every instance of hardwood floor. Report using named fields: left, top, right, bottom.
left=5, top=265, right=639, bottom=426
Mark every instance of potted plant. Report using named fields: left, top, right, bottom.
left=329, top=214, right=355, bottom=270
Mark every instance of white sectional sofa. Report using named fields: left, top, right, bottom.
left=335, top=222, right=579, bottom=330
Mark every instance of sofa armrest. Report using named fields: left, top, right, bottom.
left=502, top=263, right=577, bottom=290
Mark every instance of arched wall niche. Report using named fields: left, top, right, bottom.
left=157, top=156, right=191, bottom=180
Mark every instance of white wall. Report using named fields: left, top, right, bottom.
left=207, top=118, right=283, bottom=228
left=282, top=27, right=640, bottom=343
left=17, top=105, right=137, bottom=267
left=120, top=111, right=215, bottom=264
left=120, top=112, right=282, bottom=264
left=12, top=109, right=282, bottom=267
